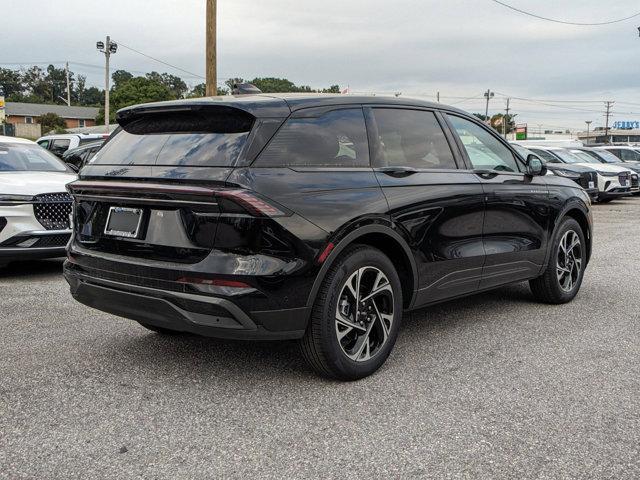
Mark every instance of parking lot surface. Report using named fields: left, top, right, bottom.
left=1, top=197, right=639, bottom=479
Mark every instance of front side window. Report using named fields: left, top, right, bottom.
left=529, top=148, right=560, bottom=163
left=0, top=144, right=69, bottom=172
left=372, top=109, right=457, bottom=169
left=37, top=140, right=50, bottom=149
left=448, top=115, right=520, bottom=172
left=257, top=108, right=369, bottom=167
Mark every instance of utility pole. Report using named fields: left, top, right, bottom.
left=503, top=98, right=510, bottom=138
left=436, top=91, right=440, bottom=103
left=65, top=62, right=71, bottom=107
left=206, top=0, right=217, bottom=96
left=604, top=101, right=614, bottom=145
left=585, top=120, right=592, bottom=145
left=484, top=89, right=494, bottom=124
left=97, top=36, right=117, bottom=133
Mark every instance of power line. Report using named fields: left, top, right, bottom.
left=113, top=40, right=205, bottom=79
left=489, top=0, right=640, bottom=26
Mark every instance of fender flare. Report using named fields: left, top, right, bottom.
left=543, top=199, right=592, bottom=268
left=305, top=224, right=419, bottom=309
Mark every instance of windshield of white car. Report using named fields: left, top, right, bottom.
left=0, top=143, right=69, bottom=172
left=569, top=150, right=600, bottom=164
left=547, top=149, right=584, bottom=164
left=587, top=149, right=621, bottom=164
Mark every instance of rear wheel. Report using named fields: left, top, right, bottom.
left=300, top=245, right=403, bottom=380
left=530, top=218, right=586, bottom=304
left=137, top=322, right=182, bottom=335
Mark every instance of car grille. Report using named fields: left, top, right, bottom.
left=33, top=234, right=71, bottom=248
left=578, top=172, right=597, bottom=190
left=618, top=173, right=629, bottom=187
left=33, top=193, right=72, bottom=230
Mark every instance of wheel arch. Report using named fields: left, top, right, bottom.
left=306, top=225, right=418, bottom=310
left=547, top=201, right=592, bottom=267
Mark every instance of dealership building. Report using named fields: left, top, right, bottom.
left=578, top=120, right=640, bottom=145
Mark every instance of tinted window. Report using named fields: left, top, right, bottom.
left=257, top=108, right=369, bottom=167
left=0, top=144, right=69, bottom=172
left=51, top=139, right=70, bottom=155
left=620, top=149, right=640, bottom=161
left=92, top=130, right=249, bottom=167
left=37, top=140, right=50, bottom=149
left=448, top=115, right=520, bottom=172
left=606, top=149, right=622, bottom=159
left=529, top=148, right=560, bottom=163
left=372, top=109, right=457, bottom=169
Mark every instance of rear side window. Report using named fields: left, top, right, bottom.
left=92, top=108, right=253, bottom=167
left=372, top=109, right=457, bottom=169
left=620, top=149, right=640, bottom=161
left=256, top=108, right=369, bottom=167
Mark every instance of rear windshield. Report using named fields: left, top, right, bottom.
left=0, top=143, right=69, bottom=172
left=92, top=108, right=254, bottom=167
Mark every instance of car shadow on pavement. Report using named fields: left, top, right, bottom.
left=100, top=282, right=536, bottom=382
left=0, top=258, right=65, bottom=280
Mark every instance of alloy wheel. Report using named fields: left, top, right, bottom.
left=335, top=266, right=394, bottom=362
left=556, top=229, right=582, bottom=292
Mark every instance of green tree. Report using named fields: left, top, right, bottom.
left=188, top=83, right=227, bottom=97
left=39, top=112, right=67, bottom=134
left=112, top=70, right=134, bottom=89
left=146, top=71, right=188, bottom=99
left=0, top=68, right=24, bottom=100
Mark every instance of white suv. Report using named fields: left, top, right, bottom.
left=0, top=136, right=77, bottom=266
left=36, top=133, right=109, bottom=158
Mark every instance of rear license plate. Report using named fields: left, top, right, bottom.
left=588, top=181, right=595, bottom=189
left=104, top=207, right=144, bottom=238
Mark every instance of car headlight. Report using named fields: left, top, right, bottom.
left=598, top=171, right=619, bottom=177
left=0, top=194, right=35, bottom=204
left=553, top=169, right=580, bottom=179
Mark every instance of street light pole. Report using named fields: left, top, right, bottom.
left=585, top=120, right=592, bottom=145
left=97, top=36, right=117, bottom=133
left=206, top=0, right=217, bottom=96
left=484, top=89, right=494, bottom=124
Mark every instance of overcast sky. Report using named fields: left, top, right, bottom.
left=3, top=0, right=640, bottom=130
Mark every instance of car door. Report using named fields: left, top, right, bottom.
left=444, top=114, right=550, bottom=290
left=367, top=107, right=485, bottom=306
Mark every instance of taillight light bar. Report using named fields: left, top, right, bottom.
left=66, top=181, right=288, bottom=217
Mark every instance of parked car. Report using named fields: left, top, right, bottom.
left=596, top=145, right=640, bottom=163
left=511, top=143, right=599, bottom=201
left=62, top=141, right=104, bottom=171
left=64, top=95, right=592, bottom=380
left=570, top=147, right=640, bottom=195
left=37, top=133, right=109, bottom=158
left=526, top=145, right=632, bottom=202
left=0, top=136, right=76, bottom=267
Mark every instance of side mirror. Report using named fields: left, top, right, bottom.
left=526, top=154, right=546, bottom=176
left=65, top=162, right=80, bottom=173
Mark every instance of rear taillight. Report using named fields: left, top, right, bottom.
left=216, top=190, right=286, bottom=217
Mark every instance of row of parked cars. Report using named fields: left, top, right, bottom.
left=512, top=143, right=640, bottom=202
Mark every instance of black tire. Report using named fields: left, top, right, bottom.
left=137, top=322, right=183, bottom=335
left=530, top=218, right=586, bottom=304
left=300, top=245, right=403, bottom=380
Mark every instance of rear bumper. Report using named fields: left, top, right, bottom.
left=64, top=263, right=309, bottom=340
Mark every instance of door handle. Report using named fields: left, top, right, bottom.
left=378, top=166, right=419, bottom=177
left=473, top=169, right=498, bottom=179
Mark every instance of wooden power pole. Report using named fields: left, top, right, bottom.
left=206, top=0, right=217, bottom=96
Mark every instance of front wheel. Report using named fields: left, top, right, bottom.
left=530, top=218, right=586, bottom=304
left=300, top=245, right=403, bottom=380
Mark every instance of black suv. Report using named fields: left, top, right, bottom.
left=64, top=95, right=592, bottom=380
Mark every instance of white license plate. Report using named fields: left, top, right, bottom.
left=104, top=207, right=144, bottom=238
left=588, top=181, right=595, bottom=189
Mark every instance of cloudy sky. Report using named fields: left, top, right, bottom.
left=3, top=0, right=640, bottom=130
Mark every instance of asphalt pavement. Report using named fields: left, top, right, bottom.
left=1, top=197, right=639, bottom=479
